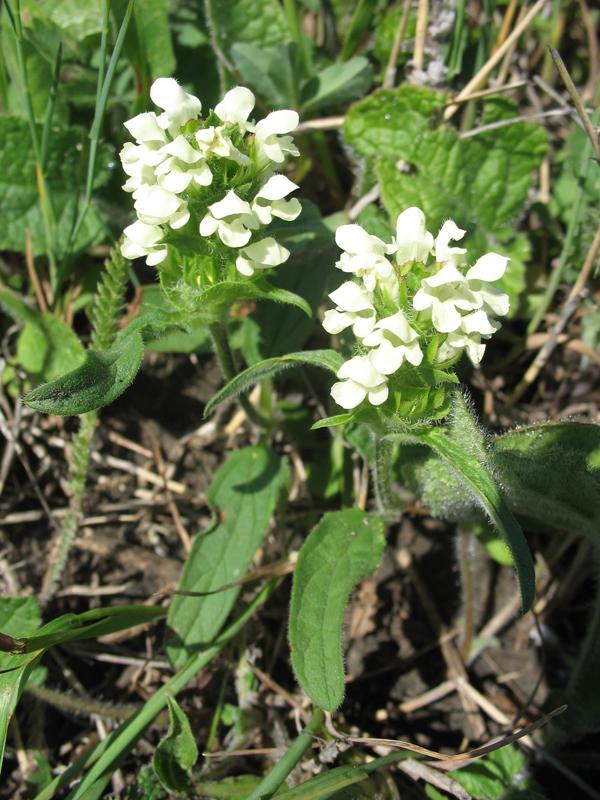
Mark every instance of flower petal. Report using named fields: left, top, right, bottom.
left=214, top=86, right=255, bottom=126
left=466, top=252, right=509, bottom=282
left=124, top=112, right=166, bottom=143
left=255, top=174, right=298, bottom=201
left=255, top=109, right=299, bottom=138
left=331, top=379, right=367, bottom=409
left=431, top=300, right=462, bottom=333
left=209, top=189, right=252, bottom=219
left=368, top=382, right=389, bottom=406
left=434, top=219, right=467, bottom=263
left=394, top=206, right=434, bottom=264
left=329, top=281, right=373, bottom=312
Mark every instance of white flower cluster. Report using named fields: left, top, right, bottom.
left=120, top=79, right=301, bottom=276
left=324, top=207, right=510, bottom=410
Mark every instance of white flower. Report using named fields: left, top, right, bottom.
left=195, top=126, right=249, bottom=165
left=120, top=142, right=164, bottom=192
left=199, top=189, right=258, bottom=247
left=214, top=86, right=255, bottom=132
left=322, top=281, right=376, bottom=339
left=465, top=253, right=510, bottom=317
left=123, top=112, right=167, bottom=144
left=252, top=175, right=301, bottom=225
left=155, top=135, right=212, bottom=192
left=413, top=263, right=483, bottom=333
left=393, top=207, right=434, bottom=265
left=436, top=331, right=487, bottom=365
left=150, top=78, right=202, bottom=135
left=121, top=220, right=167, bottom=266
left=335, top=224, right=397, bottom=293
left=255, top=110, right=299, bottom=164
left=434, top=220, right=467, bottom=264
left=362, top=312, right=423, bottom=373
left=133, top=184, right=190, bottom=229
left=235, top=237, right=290, bottom=276
left=330, top=356, right=388, bottom=409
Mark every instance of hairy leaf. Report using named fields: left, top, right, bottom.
left=24, top=327, right=144, bottom=416
left=289, top=509, right=385, bottom=710
left=344, top=89, right=548, bottom=312
left=491, top=422, right=600, bottom=541
left=167, top=446, right=289, bottom=668
left=204, top=0, right=288, bottom=62
left=414, top=427, right=535, bottom=612
left=0, top=116, right=109, bottom=256
left=204, top=349, right=343, bottom=418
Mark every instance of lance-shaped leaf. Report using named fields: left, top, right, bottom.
left=167, top=446, right=289, bottom=668
left=204, top=349, right=343, bottom=417
left=200, top=280, right=312, bottom=319
left=289, top=509, right=385, bottom=711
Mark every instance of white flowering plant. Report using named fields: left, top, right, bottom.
left=119, top=78, right=307, bottom=322
left=322, top=207, right=510, bottom=424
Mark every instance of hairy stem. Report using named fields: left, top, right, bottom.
left=372, top=434, right=400, bottom=515
left=40, top=248, right=129, bottom=602
left=246, top=707, right=325, bottom=799
left=209, top=322, right=269, bottom=429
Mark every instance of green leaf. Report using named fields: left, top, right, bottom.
left=300, top=57, right=373, bottom=113
left=275, top=765, right=371, bottom=798
left=204, top=0, right=288, bottom=62
left=243, top=200, right=337, bottom=361
left=0, top=116, right=109, bottom=257
left=24, top=326, right=144, bottom=416
left=133, top=0, right=175, bottom=77
left=167, top=446, right=289, bottom=668
left=0, top=597, right=42, bottom=771
left=311, top=413, right=354, bottom=430
left=1, top=289, right=85, bottom=382
left=490, top=422, right=600, bottom=542
left=343, top=89, right=548, bottom=312
left=448, top=744, right=537, bottom=800
left=201, top=280, right=312, bottom=320
left=289, top=509, right=385, bottom=710
left=152, top=697, right=198, bottom=794
left=414, top=427, right=535, bottom=612
left=203, top=349, right=343, bottom=418
left=197, top=776, right=262, bottom=798
left=2, top=605, right=166, bottom=654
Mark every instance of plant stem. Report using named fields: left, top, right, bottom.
left=372, top=434, right=399, bottom=515
left=246, top=707, right=325, bottom=799
left=209, top=322, right=269, bottom=429
left=40, top=247, right=129, bottom=602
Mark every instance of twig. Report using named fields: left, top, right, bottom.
left=444, top=0, right=548, bottom=120
left=348, top=184, right=381, bottom=220
left=24, top=231, right=48, bottom=313
left=446, top=80, right=528, bottom=105
left=508, top=223, right=600, bottom=407
left=294, top=115, right=345, bottom=134
left=413, top=0, right=428, bottom=69
left=550, top=48, right=600, bottom=162
left=383, top=0, right=413, bottom=89
left=398, top=759, right=471, bottom=800
left=459, top=108, right=575, bottom=140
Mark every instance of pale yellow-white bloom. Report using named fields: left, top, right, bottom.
left=150, top=78, right=202, bottom=134
left=330, top=356, right=388, bottom=409
left=362, top=311, right=423, bottom=373
left=121, top=220, right=168, bottom=266
left=255, top=110, right=299, bottom=164
left=322, top=281, right=376, bottom=339
left=393, top=207, right=434, bottom=264
left=235, top=237, right=290, bottom=276
left=199, top=189, right=258, bottom=247
left=252, top=175, right=301, bottom=225
left=133, top=184, right=190, bottom=229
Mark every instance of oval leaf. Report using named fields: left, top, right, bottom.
left=289, top=509, right=385, bottom=711
left=24, top=329, right=144, bottom=416
left=204, top=349, right=343, bottom=418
